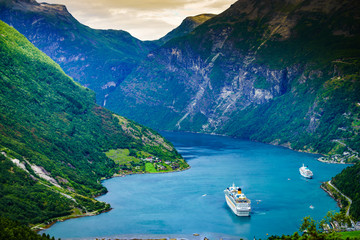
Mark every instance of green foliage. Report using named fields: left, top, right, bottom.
left=0, top=1, right=155, bottom=104
left=0, top=20, right=186, bottom=225
left=0, top=217, right=56, bottom=240
left=145, top=162, right=157, bottom=173
left=268, top=212, right=353, bottom=240
left=73, top=195, right=110, bottom=214
left=339, top=230, right=360, bottom=239
left=0, top=156, right=72, bottom=224
left=332, top=163, right=360, bottom=221
left=105, top=149, right=139, bottom=165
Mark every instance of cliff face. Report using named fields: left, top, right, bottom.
left=0, top=0, right=153, bottom=105
left=2, top=0, right=359, bottom=161
left=106, top=0, right=360, bottom=161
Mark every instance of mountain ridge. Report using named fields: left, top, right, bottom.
left=157, top=14, right=216, bottom=44
left=0, top=20, right=187, bottom=226
left=106, top=0, right=360, bottom=163
left=0, top=0, right=154, bottom=106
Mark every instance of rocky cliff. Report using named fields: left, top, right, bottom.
left=106, top=0, right=360, bottom=162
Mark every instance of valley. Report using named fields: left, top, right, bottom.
left=0, top=0, right=360, bottom=239
left=0, top=19, right=187, bottom=229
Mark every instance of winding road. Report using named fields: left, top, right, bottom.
left=328, top=180, right=352, bottom=216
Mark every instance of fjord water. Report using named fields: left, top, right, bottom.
left=43, top=132, right=348, bottom=239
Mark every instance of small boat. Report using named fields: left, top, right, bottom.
left=224, top=183, right=251, bottom=216
left=299, top=164, right=313, bottom=178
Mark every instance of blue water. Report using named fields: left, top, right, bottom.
left=42, top=132, right=349, bottom=240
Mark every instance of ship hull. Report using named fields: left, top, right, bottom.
left=299, top=166, right=313, bottom=179
left=300, top=172, right=313, bottom=178
left=225, top=194, right=251, bottom=217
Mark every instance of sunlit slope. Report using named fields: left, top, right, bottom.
left=0, top=20, right=186, bottom=225
left=107, top=0, right=360, bottom=163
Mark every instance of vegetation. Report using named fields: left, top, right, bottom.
left=268, top=211, right=358, bottom=240
left=0, top=20, right=187, bottom=227
left=145, top=162, right=157, bottom=173
left=1, top=0, right=360, bottom=237
left=0, top=153, right=72, bottom=225
left=0, top=0, right=156, bottom=105
left=0, top=217, right=57, bottom=240
left=106, top=149, right=139, bottom=165
left=106, top=148, right=187, bottom=175
left=157, top=14, right=216, bottom=44
left=321, top=182, right=349, bottom=216
left=339, top=231, right=360, bottom=239
left=103, top=0, right=360, bottom=219
left=332, top=163, right=360, bottom=221
left=104, top=0, right=360, bottom=165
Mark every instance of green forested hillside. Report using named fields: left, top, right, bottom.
left=0, top=20, right=187, bottom=226
left=332, top=163, right=360, bottom=220
left=0, top=217, right=55, bottom=240
left=0, top=0, right=155, bottom=105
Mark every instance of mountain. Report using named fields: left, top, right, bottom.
left=332, top=164, right=360, bottom=220
left=0, top=20, right=187, bottom=226
left=157, top=14, right=216, bottom=44
left=106, top=0, right=360, bottom=163
left=0, top=0, right=156, bottom=106
left=0, top=217, right=54, bottom=240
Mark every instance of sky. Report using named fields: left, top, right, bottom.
left=43, top=0, right=235, bottom=40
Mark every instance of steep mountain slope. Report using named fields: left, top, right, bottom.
left=157, top=14, right=216, bottom=44
left=0, top=0, right=155, bottom=106
left=0, top=217, right=54, bottom=240
left=332, top=164, right=360, bottom=220
left=0, top=20, right=186, bottom=225
left=107, top=0, right=360, bottom=162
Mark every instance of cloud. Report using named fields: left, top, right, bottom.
left=43, top=0, right=235, bottom=40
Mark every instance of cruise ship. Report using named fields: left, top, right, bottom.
left=299, top=164, right=313, bottom=178
left=224, top=183, right=251, bottom=216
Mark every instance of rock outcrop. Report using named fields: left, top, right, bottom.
left=106, top=0, right=360, bottom=161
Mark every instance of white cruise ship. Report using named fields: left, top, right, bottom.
left=299, top=164, right=313, bottom=178
left=224, top=183, right=251, bottom=216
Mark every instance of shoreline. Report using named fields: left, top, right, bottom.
left=166, top=130, right=357, bottom=165
left=35, top=165, right=192, bottom=232
left=320, top=182, right=343, bottom=209
left=47, top=232, right=243, bottom=240
left=109, top=165, right=191, bottom=180
left=33, top=207, right=113, bottom=232
left=321, top=180, right=352, bottom=216
left=36, top=131, right=353, bottom=236
left=317, top=157, right=355, bottom=165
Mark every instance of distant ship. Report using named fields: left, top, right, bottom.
left=299, top=164, right=313, bottom=178
left=224, top=183, right=251, bottom=216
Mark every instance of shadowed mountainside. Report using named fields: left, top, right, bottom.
left=0, top=0, right=157, bottom=106
left=106, top=0, right=360, bottom=164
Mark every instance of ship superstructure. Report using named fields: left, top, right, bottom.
left=299, top=164, right=313, bottom=178
left=224, top=183, right=251, bottom=216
